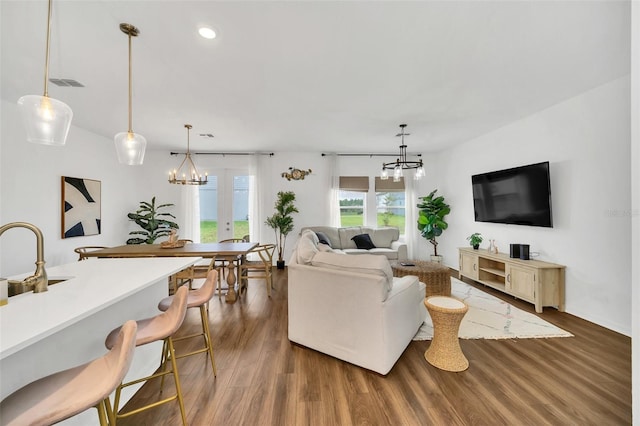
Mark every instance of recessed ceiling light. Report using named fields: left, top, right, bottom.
left=198, top=27, right=216, bottom=39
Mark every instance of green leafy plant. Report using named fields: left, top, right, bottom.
left=467, top=232, right=483, bottom=249
left=126, top=197, right=179, bottom=244
left=265, top=191, right=299, bottom=264
left=417, top=189, right=451, bottom=256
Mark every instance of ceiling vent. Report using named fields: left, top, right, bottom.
left=199, top=133, right=214, bottom=138
left=49, top=78, right=84, bottom=87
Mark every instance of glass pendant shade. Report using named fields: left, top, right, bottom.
left=393, top=164, right=403, bottom=182
left=114, top=131, right=147, bottom=165
left=18, top=95, right=73, bottom=146
left=380, top=168, right=389, bottom=180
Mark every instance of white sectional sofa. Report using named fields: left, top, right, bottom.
left=299, top=226, right=407, bottom=261
left=288, top=230, right=426, bottom=375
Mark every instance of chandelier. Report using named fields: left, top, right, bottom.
left=169, top=124, right=208, bottom=185
left=381, top=124, right=425, bottom=182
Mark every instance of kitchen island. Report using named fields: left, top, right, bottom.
left=0, top=257, right=200, bottom=424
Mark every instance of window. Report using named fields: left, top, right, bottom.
left=339, top=176, right=368, bottom=227
left=376, top=177, right=406, bottom=231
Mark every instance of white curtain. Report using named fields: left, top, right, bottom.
left=248, top=153, right=262, bottom=243
left=328, top=153, right=341, bottom=227
left=404, top=176, right=419, bottom=260
left=180, top=185, right=201, bottom=242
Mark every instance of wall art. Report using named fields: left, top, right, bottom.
left=61, top=176, right=101, bottom=238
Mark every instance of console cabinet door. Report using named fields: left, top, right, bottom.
left=506, top=265, right=536, bottom=302
left=459, top=252, right=479, bottom=280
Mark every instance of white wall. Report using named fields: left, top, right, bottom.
left=0, top=99, right=145, bottom=276
left=433, top=77, right=632, bottom=335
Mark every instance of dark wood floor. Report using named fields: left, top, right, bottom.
left=119, top=268, right=632, bottom=425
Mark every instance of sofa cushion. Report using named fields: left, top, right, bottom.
left=338, top=227, right=364, bottom=249
left=368, top=227, right=400, bottom=248
left=311, top=251, right=393, bottom=291
left=351, top=234, right=376, bottom=250
left=301, top=226, right=342, bottom=248
left=297, top=230, right=319, bottom=264
left=315, top=231, right=332, bottom=248
left=343, top=248, right=398, bottom=260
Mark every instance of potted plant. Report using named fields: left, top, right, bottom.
left=417, top=189, right=450, bottom=263
left=126, top=196, right=179, bottom=244
left=265, top=191, right=299, bottom=269
left=467, top=233, right=483, bottom=249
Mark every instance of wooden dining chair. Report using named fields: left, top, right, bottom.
left=171, top=255, right=221, bottom=299
left=74, top=246, right=108, bottom=261
left=238, top=244, right=276, bottom=297
left=216, top=235, right=250, bottom=287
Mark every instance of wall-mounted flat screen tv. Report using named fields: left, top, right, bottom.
left=472, top=161, right=553, bottom=227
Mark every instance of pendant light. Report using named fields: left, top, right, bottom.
left=17, top=0, right=73, bottom=146
left=169, top=124, right=208, bottom=185
left=114, top=23, right=146, bottom=165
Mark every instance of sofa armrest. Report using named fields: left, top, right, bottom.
left=391, top=241, right=408, bottom=261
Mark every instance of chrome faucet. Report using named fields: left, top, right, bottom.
left=0, top=222, right=48, bottom=293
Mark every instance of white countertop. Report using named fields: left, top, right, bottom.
left=0, top=257, right=199, bottom=359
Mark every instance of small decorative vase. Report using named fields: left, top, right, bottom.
left=276, top=260, right=285, bottom=269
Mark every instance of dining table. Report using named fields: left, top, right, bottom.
left=82, top=242, right=258, bottom=303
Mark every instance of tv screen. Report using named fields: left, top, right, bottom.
left=472, top=161, right=553, bottom=227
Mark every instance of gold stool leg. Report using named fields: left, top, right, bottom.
left=168, top=337, right=188, bottom=426
left=200, top=305, right=217, bottom=376
left=95, top=399, right=108, bottom=426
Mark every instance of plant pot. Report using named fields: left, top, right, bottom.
left=276, top=260, right=285, bottom=269
left=473, top=244, right=479, bottom=250
left=430, top=255, right=443, bottom=264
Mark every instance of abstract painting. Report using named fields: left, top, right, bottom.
left=61, top=176, right=101, bottom=238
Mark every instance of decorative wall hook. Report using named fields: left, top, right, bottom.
left=282, top=167, right=312, bottom=181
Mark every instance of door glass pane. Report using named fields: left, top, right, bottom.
left=199, top=176, right=218, bottom=242
left=339, top=190, right=364, bottom=226
left=233, top=176, right=249, bottom=240
left=376, top=192, right=405, bottom=232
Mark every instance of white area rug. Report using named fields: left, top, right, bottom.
left=413, top=278, right=573, bottom=340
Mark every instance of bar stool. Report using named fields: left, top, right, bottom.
left=0, top=320, right=137, bottom=426
left=158, top=269, right=218, bottom=376
left=105, top=286, right=189, bottom=425
left=424, top=296, right=469, bottom=372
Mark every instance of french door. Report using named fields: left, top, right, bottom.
left=199, top=169, right=249, bottom=242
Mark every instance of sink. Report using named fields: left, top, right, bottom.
left=8, top=276, right=74, bottom=297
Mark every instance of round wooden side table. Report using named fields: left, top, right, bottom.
left=424, top=296, right=469, bottom=372
left=391, top=260, right=451, bottom=297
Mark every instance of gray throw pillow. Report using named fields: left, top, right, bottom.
left=315, top=231, right=332, bottom=248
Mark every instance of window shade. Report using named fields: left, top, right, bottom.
left=339, top=176, right=369, bottom=192
left=375, top=177, right=405, bottom=192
